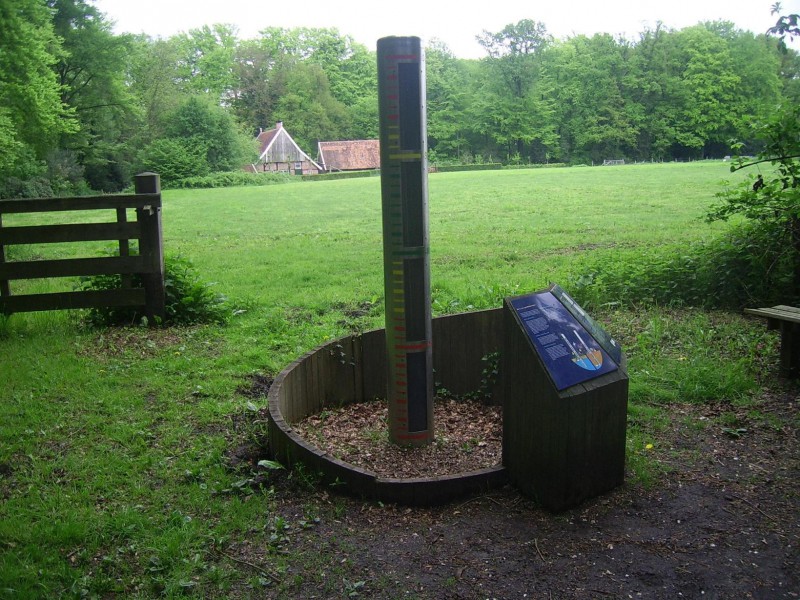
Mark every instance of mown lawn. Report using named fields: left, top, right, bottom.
left=2, top=161, right=780, bottom=598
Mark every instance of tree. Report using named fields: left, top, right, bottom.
left=425, top=40, right=471, bottom=160
left=231, top=37, right=289, bottom=132
left=126, top=35, right=185, bottom=140
left=273, top=62, right=349, bottom=150
left=232, top=27, right=376, bottom=141
left=708, top=4, right=800, bottom=298
left=669, top=25, right=741, bottom=158
left=173, top=24, right=239, bottom=101
left=164, top=96, right=255, bottom=173
left=623, top=24, right=688, bottom=161
left=474, top=20, right=557, bottom=162
left=723, top=27, right=783, bottom=148
left=0, top=0, right=76, bottom=194
left=552, top=34, right=636, bottom=164
left=49, top=0, right=137, bottom=191
left=139, top=137, right=210, bottom=183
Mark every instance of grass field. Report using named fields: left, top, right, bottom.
left=0, top=161, right=779, bottom=597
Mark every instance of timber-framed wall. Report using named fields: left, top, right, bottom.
left=0, top=173, right=165, bottom=323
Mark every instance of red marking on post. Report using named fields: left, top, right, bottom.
left=386, top=54, right=419, bottom=60
left=398, top=341, right=430, bottom=352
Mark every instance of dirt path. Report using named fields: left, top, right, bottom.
left=230, top=388, right=799, bottom=599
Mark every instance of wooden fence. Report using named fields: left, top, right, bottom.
left=0, top=173, right=165, bottom=323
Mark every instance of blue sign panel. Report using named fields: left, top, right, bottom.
left=550, top=284, right=623, bottom=365
left=509, top=290, right=619, bottom=391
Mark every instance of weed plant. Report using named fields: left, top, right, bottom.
left=79, top=253, right=229, bottom=327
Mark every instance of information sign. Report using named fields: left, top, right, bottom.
left=508, top=289, right=619, bottom=390
left=549, top=284, right=623, bottom=365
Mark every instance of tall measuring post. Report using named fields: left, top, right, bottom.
left=377, top=37, right=434, bottom=446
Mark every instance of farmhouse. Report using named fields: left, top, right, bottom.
left=317, top=139, right=380, bottom=172
left=249, top=122, right=322, bottom=175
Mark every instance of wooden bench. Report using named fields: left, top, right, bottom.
left=744, top=305, right=800, bottom=377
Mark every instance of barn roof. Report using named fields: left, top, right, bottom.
left=318, top=140, right=380, bottom=171
left=256, top=128, right=280, bottom=156
left=257, top=122, right=322, bottom=170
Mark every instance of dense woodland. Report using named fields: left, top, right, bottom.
left=2, top=0, right=799, bottom=196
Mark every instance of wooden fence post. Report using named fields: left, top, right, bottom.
left=0, top=212, right=9, bottom=314
left=135, top=173, right=165, bottom=325
left=117, top=207, right=132, bottom=290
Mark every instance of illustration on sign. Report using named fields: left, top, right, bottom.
left=509, top=290, right=619, bottom=390
left=549, top=283, right=623, bottom=365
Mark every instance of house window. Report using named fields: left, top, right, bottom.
left=294, top=162, right=302, bottom=169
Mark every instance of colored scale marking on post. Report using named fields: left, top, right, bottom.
left=378, top=37, right=433, bottom=446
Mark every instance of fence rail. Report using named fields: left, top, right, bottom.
left=0, top=173, right=165, bottom=323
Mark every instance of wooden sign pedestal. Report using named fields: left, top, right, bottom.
left=501, top=297, right=628, bottom=512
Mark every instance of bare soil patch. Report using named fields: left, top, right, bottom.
left=227, top=376, right=799, bottom=599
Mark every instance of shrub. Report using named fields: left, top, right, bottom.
left=79, top=253, right=228, bottom=327
left=572, top=220, right=796, bottom=311
left=304, top=170, right=379, bottom=182
left=435, top=163, right=503, bottom=173
left=501, top=163, right=568, bottom=170
left=139, top=138, right=210, bottom=184
left=171, top=171, right=291, bottom=189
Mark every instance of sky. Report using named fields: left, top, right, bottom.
left=93, top=0, right=800, bottom=58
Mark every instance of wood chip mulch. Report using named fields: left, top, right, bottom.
left=292, top=398, right=502, bottom=479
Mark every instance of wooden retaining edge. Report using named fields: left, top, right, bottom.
left=266, top=309, right=509, bottom=506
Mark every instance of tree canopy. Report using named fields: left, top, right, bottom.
left=0, top=1, right=797, bottom=196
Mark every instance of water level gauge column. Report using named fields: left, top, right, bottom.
left=377, top=36, right=433, bottom=446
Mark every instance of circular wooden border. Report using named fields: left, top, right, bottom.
left=267, top=309, right=508, bottom=505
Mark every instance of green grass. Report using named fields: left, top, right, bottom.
left=0, top=161, right=777, bottom=597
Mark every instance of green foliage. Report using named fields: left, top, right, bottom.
left=574, top=220, right=797, bottom=310
left=172, top=170, right=292, bottom=189
left=705, top=8, right=800, bottom=294
left=79, top=254, right=229, bottom=327
left=139, top=137, right=210, bottom=184
left=164, top=96, right=256, bottom=173
left=0, top=0, right=76, bottom=185
left=173, top=24, right=238, bottom=100
left=274, top=62, right=350, bottom=151
left=709, top=105, right=800, bottom=225
left=50, top=0, right=136, bottom=192
left=303, top=170, right=379, bottom=181
left=435, top=163, right=503, bottom=172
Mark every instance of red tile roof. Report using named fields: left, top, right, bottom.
left=318, top=140, right=380, bottom=171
